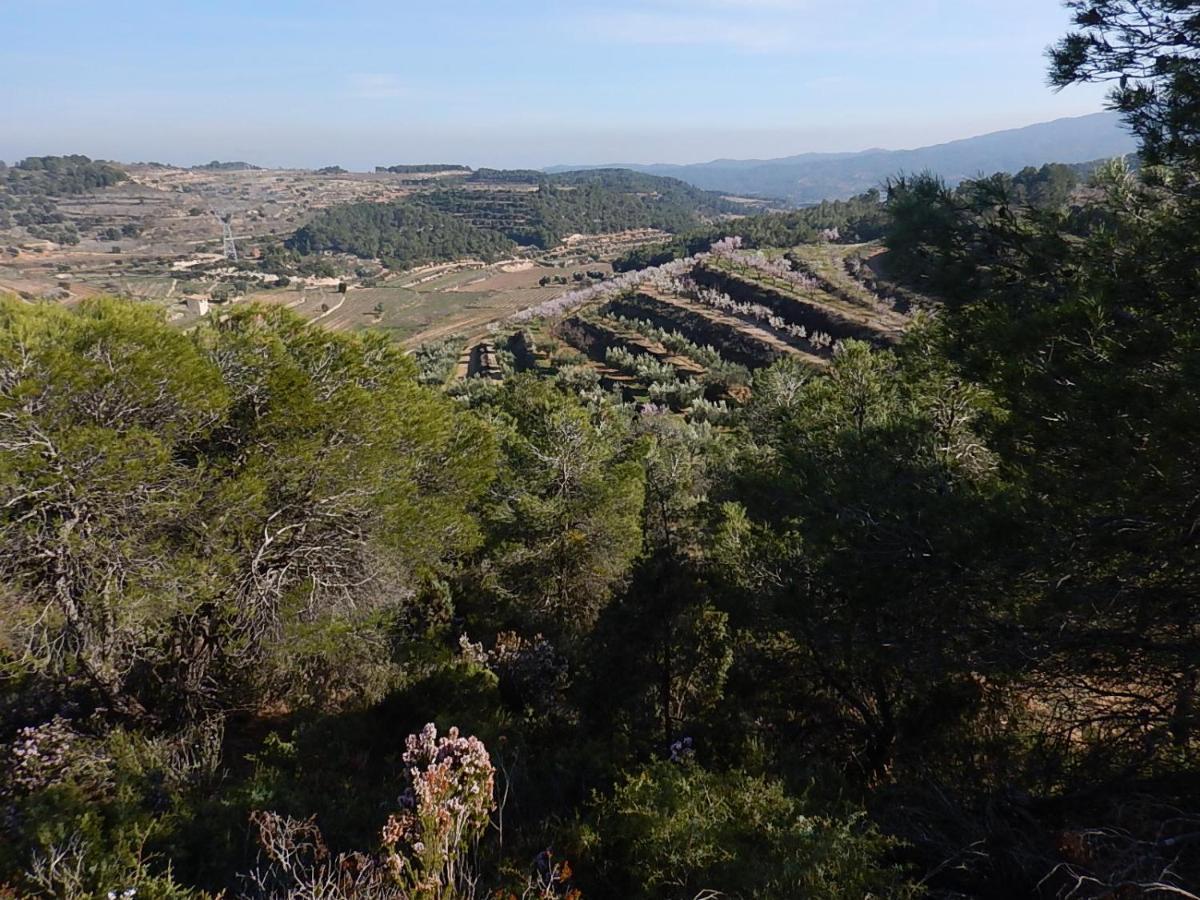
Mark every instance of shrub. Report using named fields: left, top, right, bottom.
left=583, top=762, right=919, bottom=899
left=381, top=723, right=496, bottom=896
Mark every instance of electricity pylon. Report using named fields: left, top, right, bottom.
left=212, top=211, right=238, bottom=262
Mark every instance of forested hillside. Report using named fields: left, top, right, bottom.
left=2, top=3, right=1199, bottom=899
left=287, top=169, right=744, bottom=268
left=286, top=200, right=517, bottom=268
left=1, top=155, right=128, bottom=195
left=0, top=155, right=129, bottom=244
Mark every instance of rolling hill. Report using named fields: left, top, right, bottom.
left=288, top=168, right=746, bottom=269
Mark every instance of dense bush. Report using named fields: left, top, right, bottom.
left=0, top=300, right=495, bottom=722
left=583, top=762, right=917, bottom=899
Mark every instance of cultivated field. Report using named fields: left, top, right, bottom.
left=0, top=161, right=672, bottom=343
left=444, top=239, right=915, bottom=421
left=0, top=166, right=413, bottom=310
left=241, top=259, right=621, bottom=345
left=0, top=160, right=908, bottom=400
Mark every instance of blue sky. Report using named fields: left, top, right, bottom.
left=0, top=0, right=1113, bottom=169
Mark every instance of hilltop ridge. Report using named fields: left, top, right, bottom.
left=548, top=112, right=1137, bottom=203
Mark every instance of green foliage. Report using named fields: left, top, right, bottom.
left=4, top=155, right=127, bottom=196
left=584, top=762, right=917, bottom=899
left=882, top=151, right=1200, bottom=784
left=613, top=189, right=888, bottom=270
left=1049, top=0, right=1200, bottom=166
left=0, top=298, right=495, bottom=718
left=882, top=163, right=1087, bottom=297
left=287, top=200, right=515, bottom=270
left=1, top=719, right=219, bottom=898
left=721, top=343, right=1012, bottom=784
left=576, top=410, right=736, bottom=754
left=471, top=376, right=646, bottom=644
left=413, top=335, right=467, bottom=385
left=290, top=170, right=742, bottom=269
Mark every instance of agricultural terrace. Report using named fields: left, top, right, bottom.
left=436, top=235, right=915, bottom=422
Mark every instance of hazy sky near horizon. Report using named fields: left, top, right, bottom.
left=1, top=0, right=1114, bottom=169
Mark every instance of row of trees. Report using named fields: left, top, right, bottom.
left=376, top=164, right=470, bottom=174
left=612, top=189, right=891, bottom=270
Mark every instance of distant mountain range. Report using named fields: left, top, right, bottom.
left=547, top=113, right=1138, bottom=205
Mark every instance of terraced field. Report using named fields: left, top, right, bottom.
left=786, top=241, right=929, bottom=315
left=785, top=242, right=891, bottom=307
left=442, top=239, right=914, bottom=417
left=555, top=315, right=707, bottom=380
left=697, top=255, right=908, bottom=346
left=243, top=259, right=619, bottom=345
left=618, top=290, right=825, bottom=368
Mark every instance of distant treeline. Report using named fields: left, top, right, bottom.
left=375, top=164, right=472, bottom=174
left=613, top=190, right=890, bottom=270
left=612, top=162, right=1095, bottom=270
left=467, top=168, right=547, bottom=184
left=0, top=155, right=127, bottom=196
left=288, top=169, right=743, bottom=268
left=191, top=160, right=262, bottom=171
